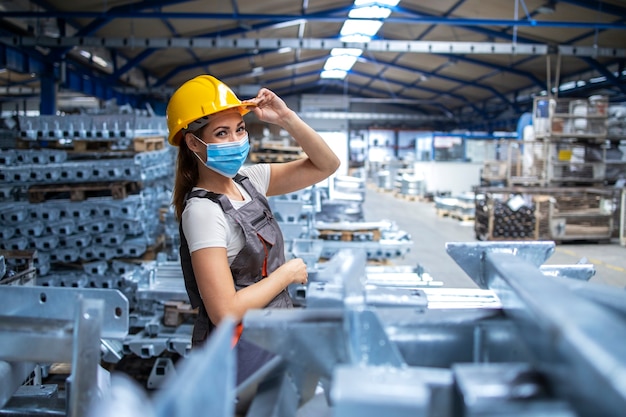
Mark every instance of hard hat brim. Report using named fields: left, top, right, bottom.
left=169, top=103, right=256, bottom=146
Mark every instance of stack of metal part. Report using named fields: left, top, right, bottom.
left=0, top=142, right=174, bottom=281
left=17, top=114, right=166, bottom=147
left=4, top=241, right=622, bottom=416
left=0, top=148, right=172, bottom=186
left=269, top=179, right=414, bottom=263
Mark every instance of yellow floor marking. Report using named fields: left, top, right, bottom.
left=555, top=248, right=577, bottom=257
left=555, top=248, right=626, bottom=276
left=606, top=264, right=626, bottom=273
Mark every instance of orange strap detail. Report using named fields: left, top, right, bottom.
left=232, top=323, right=244, bottom=348
left=257, top=233, right=269, bottom=277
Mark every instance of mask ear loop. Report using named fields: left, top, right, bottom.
left=188, top=133, right=208, bottom=165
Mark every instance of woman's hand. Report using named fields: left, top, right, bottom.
left=277, top=258, right=309, bottom=286
left=244, top=88, right=294, bottom=125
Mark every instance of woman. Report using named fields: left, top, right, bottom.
left=167, top=75, right=340, bottom=384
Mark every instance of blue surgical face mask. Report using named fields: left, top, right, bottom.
left=192, top=134, right=250, bottom=178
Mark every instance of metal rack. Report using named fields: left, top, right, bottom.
left=474, top=186, right=619, bottom=242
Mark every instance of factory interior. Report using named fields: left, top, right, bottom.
left=1, top=1, right=626, bottom=416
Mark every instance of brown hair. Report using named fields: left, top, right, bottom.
left=172, top=133, right=200, bottom=221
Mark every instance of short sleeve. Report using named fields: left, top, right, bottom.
left=181, top=197, right=229, bottom=252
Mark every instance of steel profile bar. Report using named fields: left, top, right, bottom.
left=12, top=36, right=626, bottom=56
left=0, top=286, right=129, bottom=339
left=1, top=11, right=625, bottom=30
left=242, top=308, right=348, bottom=378
left=153, top=319, right=236, bottom=417
left=445, top=241, right=556, bottom=289
left=559, top=45, right=626, bottom=58
left=0, top=361, right=35, bottom=411
left=539, top=264, right=595, bottom=281
left=67, top=297, right=103, bottom=417
left=483, top=251, right=626, bottom=416
left=550, top=276, right=626, bottom=318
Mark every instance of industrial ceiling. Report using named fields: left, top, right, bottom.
left=0, top=0, right=625, bottom=131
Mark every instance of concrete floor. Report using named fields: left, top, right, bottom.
left=362, top=185, right=626, bottom=290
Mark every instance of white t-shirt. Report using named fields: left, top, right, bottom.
left=181, top=164, right=271, bottom=264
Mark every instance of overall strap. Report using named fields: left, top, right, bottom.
left=185, top=188, right=236, bottom=214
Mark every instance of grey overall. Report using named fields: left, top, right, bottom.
left=179, top=174, right=293, bottom=384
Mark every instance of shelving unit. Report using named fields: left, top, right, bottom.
left=476, top=95, right=625, bottom=243
left=474, top=186, right=619, bottom=243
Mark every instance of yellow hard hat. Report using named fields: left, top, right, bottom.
left=166, top=75, right=251, bottom=146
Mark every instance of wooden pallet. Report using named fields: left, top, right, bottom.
left=163, top=301, right=198, bottom=327
left=436, top=208, right=452, bottom=218
left=72, top=139, right=116, bottom=152
left=249, top=152, right=304, bottom=163
left=141, top=234, right=166, bottom=260
left=376, top=187, right=394, bottom=193
left=27, top=181, right=141, bottom=203
left=394, top=192, right=424, bottom=202
left=133, top=136, right=165, bottom=152
left=317, top=228, right=382, bottom=242
left=450, top=213, right=475, bottom=222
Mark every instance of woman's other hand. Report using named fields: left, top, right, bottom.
left=279, top=258, right=309, bottom=286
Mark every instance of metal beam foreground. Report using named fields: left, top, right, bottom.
left=99, top=242, right=622, bottom=416
left=4, top=241, right=626, bottom=416
left=0, top=286, right=129, bottom=416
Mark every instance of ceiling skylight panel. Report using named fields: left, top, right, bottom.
left=340, top=20, right=383, bottom=42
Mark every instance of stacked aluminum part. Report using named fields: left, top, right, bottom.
left=70, top=241, right=626, bottom=417
left=0, top=148, right=173, bottom=185
left=0, top=144, right=174, bottom=281
left=17, top=114, right=167, bottom=146
left=0, top=189, right=168, bottom=279
left=0, top=285, right=129, bottom=416
left=268, top=182, right=413, bottom=263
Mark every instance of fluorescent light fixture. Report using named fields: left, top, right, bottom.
left=92, top=55, right=108, bottom=68
left=79, top=49, right=108, bottom=68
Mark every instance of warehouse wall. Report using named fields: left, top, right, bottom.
left=413, top=161, right=483, bottom=194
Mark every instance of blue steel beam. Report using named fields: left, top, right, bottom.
left=356, top=57, right=489, bottom=114
left=3, top=2, right=624, bottom=120
left=267, top=78, right=456, bottom=123
left=2, top=10, right=626, bottom=30
left=579, top=57, right=626, bottom=96
left=203, top=52, right=480, bottom=115
left=260, top=68, right=434, bottom=113
left=0, top=42, right=140, bottom=107
left=3, top=1, right=613, bottom=98
left=152, top=49, right=280, bottom=88
left=557, top=0, right=626, bottom=17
